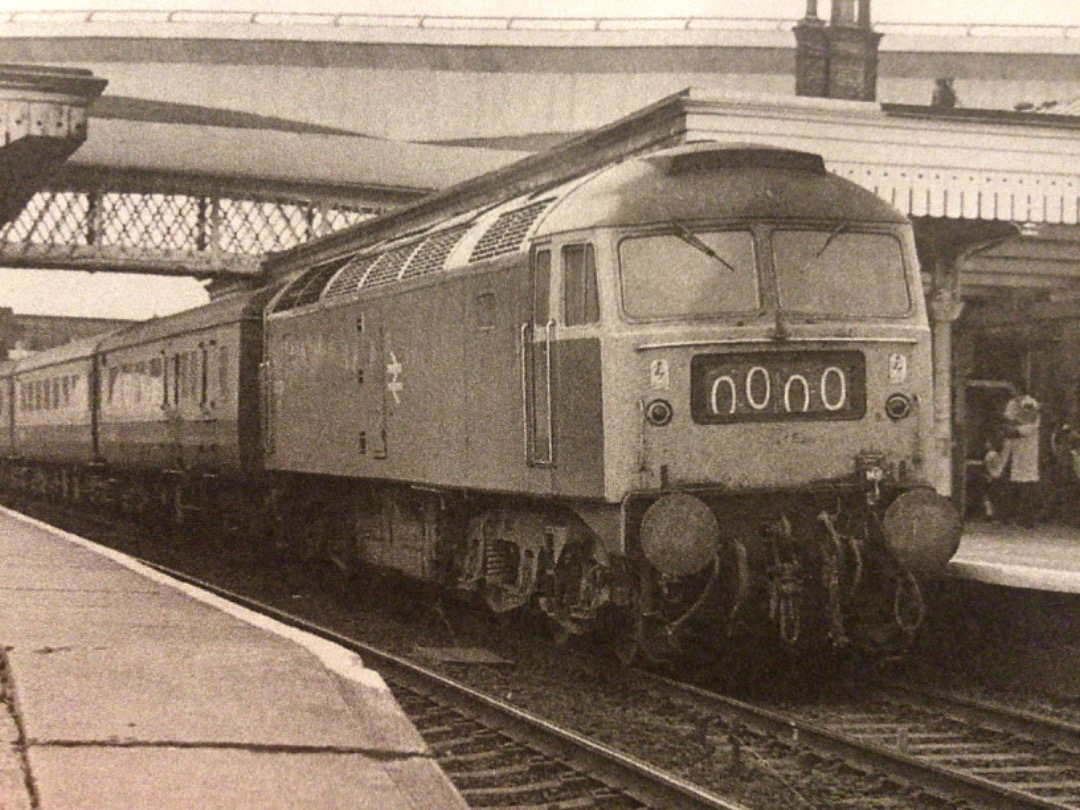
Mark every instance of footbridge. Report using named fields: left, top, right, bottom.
left=0, top=8, right=1078, bottom=282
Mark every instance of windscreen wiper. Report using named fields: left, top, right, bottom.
left=798, top=221, right=850, bottom=273
left=671, top=220, right=737, bottom=273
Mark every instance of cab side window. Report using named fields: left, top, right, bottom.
left=562, top=243, right=599, bottom=326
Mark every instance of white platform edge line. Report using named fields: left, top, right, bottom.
left=948, top=559, right=1080, bottom=594
left=0, top=505, right=390, bottom=693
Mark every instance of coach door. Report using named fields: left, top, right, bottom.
left=523, top=246, right=554, bottom=467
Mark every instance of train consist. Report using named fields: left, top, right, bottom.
left=0, top=142, right=962, bottom=660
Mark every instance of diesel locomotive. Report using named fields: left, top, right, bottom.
left=0, top=142, right=961, bottom=661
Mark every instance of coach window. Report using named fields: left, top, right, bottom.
left=562, top=244, right=599, bottom=326
left=200, top=344, right=210, bottom=409
left=172, top=354, right=181, bottom=405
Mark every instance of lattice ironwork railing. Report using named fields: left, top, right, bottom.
left=0, top=186, right=379, bottom=277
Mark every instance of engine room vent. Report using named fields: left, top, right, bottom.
left=360, top=243, right=418, bottom=290
left=469, top=199, right=554, bottom=264
left=403, top=225, right=469, bottom=280
left=322, top=253, right=378, bottom=301
left=272, top=256, right=351, bottom=312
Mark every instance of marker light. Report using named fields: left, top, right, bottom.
left=645, top=399, right=674, bottom=426
left=885, top=393, right=912, bottom=421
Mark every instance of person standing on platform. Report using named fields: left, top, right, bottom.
left=1002, top=388, right=1042, bottom=528
left=982, top=429, right=1010, bottom=520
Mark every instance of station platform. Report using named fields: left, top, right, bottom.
left=948, top=519, right=1080, bottom=594
left=0, top=506, right=468, bottom=810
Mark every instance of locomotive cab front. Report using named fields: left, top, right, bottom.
left=532, top=143, right=961, bottom=657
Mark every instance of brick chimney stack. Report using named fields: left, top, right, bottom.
left=794, top=0, right=882, bottom=101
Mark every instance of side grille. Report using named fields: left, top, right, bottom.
left=468, top=199, right=553, bottom=264
left=322, top=254, right=378, bottom=301
left=272, top=256, right=351, bottom=312
left=403, top=226, right=468, bottom=280
left=362, top=243, right=418, bottom=289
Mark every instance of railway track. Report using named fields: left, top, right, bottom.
left=11, top=497, right=1078, bottom=810
left=144, top=560, right=746, bottom=810
left=655, top=673, right=1080, bottom=810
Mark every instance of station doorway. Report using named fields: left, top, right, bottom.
left=952, top=305, right=1080, bottom=522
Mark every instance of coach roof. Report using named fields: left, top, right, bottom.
left=98, top=288, right=270, bottom=353
left=13, top=331, right=120, bottom=373
left=535, top=142, right=908, bottom=236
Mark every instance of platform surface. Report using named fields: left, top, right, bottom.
left=0, top=506, right=468, bottom=810
left=948, top=519, right=1080, bottom=593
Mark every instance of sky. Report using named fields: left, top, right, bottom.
left=1, top=0, right=1076, bottom=320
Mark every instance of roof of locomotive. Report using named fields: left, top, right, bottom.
left=534, top=142, right=908, bottom=235
left=263, top=142, right=911, bottom=313
left=98, top=286, right=274, bottom=353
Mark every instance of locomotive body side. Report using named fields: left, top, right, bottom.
left=264, top=258, right=605, bottom=498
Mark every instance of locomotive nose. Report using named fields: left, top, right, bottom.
left=881, top=488, right=963, bottom=577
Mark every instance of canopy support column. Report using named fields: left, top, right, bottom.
left=928, top=263, right=964, bottom=498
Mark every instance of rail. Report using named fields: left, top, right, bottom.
left=1, top=9, right=1078, bottom=39
left=658, top=674, right=1080, bottom=810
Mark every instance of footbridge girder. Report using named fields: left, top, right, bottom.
left=0, top=165, right=426, bottom=279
